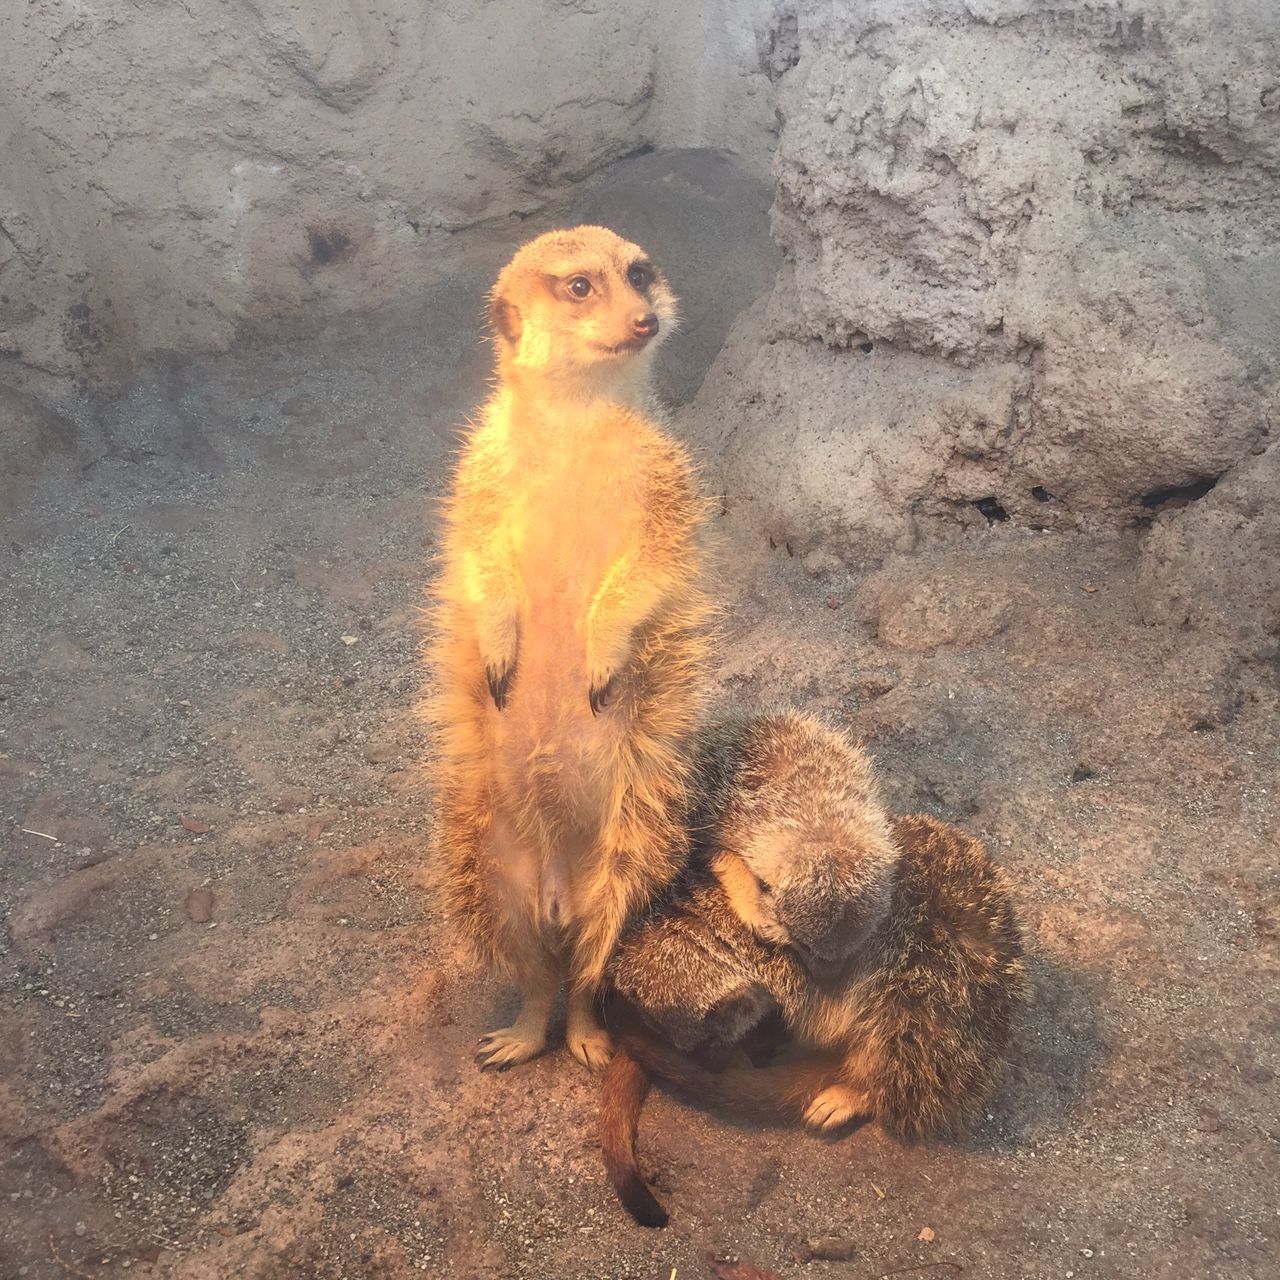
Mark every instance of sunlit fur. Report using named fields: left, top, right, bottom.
left=601, top=712, right=1028, bottom=1224
left=425, top=226, right=712, bottom=1072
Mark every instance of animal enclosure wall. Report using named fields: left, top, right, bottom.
left=680, top=3, right=1280, bottom=569
left=0, top=0, right=775, bottom=380
left=674, top=0, right=1280, bottom=643
left=2, top=0, right=1278, bottom=635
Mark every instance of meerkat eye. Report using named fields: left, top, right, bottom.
left=755, top=876, right=772, bottom=896
left=566, top=276, right=593, bottom=299
left=627, top=262, right=652, bottom=290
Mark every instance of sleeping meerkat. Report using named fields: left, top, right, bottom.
left=601, top=711, right=1029, bottom=1226
left=427, top=226, right=713, bottom=1072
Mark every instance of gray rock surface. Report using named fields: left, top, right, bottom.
left=0, top=0, right=776, bottom=382
left=0, top=385, right=88, bottom=514
left=571, top=148, right=779, bottom=405
left=681, top=0, right=1280, bottom=557
left=1137, top=440, right=1280, bottom=646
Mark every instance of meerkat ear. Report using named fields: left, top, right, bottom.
left=489, top=295, right=521, bottom=345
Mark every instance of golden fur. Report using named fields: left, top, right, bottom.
left=427, top=226, right=713, bottom=1071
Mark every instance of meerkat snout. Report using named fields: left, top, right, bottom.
left=789, top=846, right=895, bottom=951
left=488, top=225, right=677, bottom=381
left=777, top=862, right=894, bottom=980
left=733, top=834, right=898, bottom=979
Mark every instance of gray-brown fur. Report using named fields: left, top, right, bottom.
left=600, top=711, right=1028, bottom=1224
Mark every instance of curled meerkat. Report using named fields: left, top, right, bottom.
left=427, top=226, right=713, bottom=1072
left=601, top=711, right=1028, bottom=1226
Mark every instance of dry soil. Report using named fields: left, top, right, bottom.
left=2, top=155, right=1277, bottom=1280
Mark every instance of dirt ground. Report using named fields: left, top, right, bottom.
left=2, top=154, right=1278, bottom=1280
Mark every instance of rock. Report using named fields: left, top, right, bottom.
left=0, top=3, right=777, bottom=378
left=680, top=0, right=1280, bottom=560
left=683, top=297, right=1027, bottom=566
left=1136, top=441, right=1280, bottom=646
left=849, top=669, right=898, bottom=702
left=801, top=547, right=843, bottom=578
left=269, top=789, right=313, bottom=814
left=793, top=1236, right=858, bottom=1262
left=185, top=888, right=215, bottom=924
left=858, top=561, right=1013, bottom=651
left=570, top=148, right=779, bottom=405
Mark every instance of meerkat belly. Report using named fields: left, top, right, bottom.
left=495, top=673, right=615, bottom=827
left=491, top=683, right=620, bottom=935
left=498, top=473, right=633, bottom=779
left=491, top=453, right=639, bottom=928
left=490, top=582, right=626, bottom=842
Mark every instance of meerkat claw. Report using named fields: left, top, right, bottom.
left=485, top=662, right=514, bottom=710
left=476, top=1026, right=544, bottom=1071
left=589, top=676, right=615, bottom=717
left=567, top=1028, right=614, bottom=1071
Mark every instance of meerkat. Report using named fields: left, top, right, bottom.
left=427, top=225, right=713, bottom=1073
left=600, top=711, right=1028, bottom=1226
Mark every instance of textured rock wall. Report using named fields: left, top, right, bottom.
left=0, top=0, right=776, bottom=381
left=1136, top=439, right=1280, bottom=647
left=681, top=0, right=1280, bottom=564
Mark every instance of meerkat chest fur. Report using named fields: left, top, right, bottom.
left=479, top=393, right=660, bottom=833
left=500, top=395, right=646, bottom=627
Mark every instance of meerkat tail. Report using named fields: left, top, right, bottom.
left=600, top=1049, right=669, bottom=1228
left=619, top=1033, right=836, bottom=1119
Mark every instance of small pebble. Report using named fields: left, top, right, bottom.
left=793, top=1236, right=857, bottom=1262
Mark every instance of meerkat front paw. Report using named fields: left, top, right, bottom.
left=803, top=1084, right=868, bottom=1132
left=485, top=657, right=517, bottom=710
left=479, top=611, right=519, bottom=709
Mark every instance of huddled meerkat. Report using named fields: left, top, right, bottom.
left=427, top=225, right=713, bottom=1072
left=601, top=711, right=1029, bottom=1226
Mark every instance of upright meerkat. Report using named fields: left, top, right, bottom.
left=428, top=226, right=712, bottom=1072
left=601, top=711, right=1028, bottom=1226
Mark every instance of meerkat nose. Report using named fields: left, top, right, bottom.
left=633, top=312, right=659, bottom=339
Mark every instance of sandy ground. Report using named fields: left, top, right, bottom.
left=2, top=153, right=1278, bottom=1280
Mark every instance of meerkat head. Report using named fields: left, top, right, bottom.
left=717, top=827, right=899, bottom=982
left=488, top=225, right=677, bottom=392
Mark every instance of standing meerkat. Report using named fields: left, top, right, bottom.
left=427, top=226, right=712, bottom=1072
left=601, top=711, right=1028, bottom=1226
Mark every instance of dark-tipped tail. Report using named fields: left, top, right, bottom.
left=600, top=1048, right=669, bottom=1227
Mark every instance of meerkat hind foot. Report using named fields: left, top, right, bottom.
left=566, top=1001, right=614, bottom=1071
left=476, top=1025, right=547, bottom=1071
left=804, top=1084, right=869, bottom=1132
left=476, top=1013, right=550, bottom=1071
